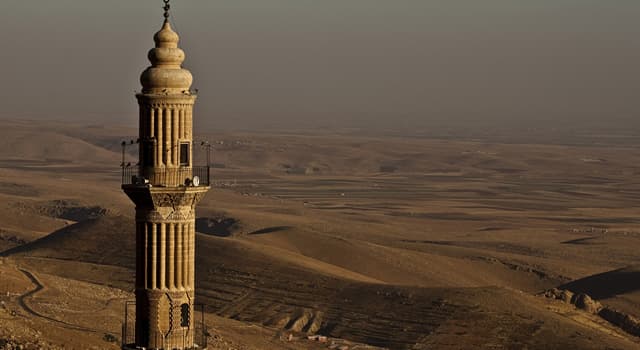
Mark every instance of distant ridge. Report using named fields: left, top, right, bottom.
left=2, top=215, right=135, bottom=268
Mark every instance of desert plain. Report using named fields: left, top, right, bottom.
left=1, top=119, right=640, bottom=349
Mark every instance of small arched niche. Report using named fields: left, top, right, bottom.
left=180, top=303, right=190, bottom=328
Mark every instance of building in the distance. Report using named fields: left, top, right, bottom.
left=121, top=1, right=210, bottom=349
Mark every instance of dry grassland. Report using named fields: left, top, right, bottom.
left=1, top=119, right=639, bottom=349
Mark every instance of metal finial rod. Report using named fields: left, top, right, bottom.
left=163, top=0, right=171, bottom=19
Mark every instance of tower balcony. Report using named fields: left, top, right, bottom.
left=122, top=166, right=210, bottom=187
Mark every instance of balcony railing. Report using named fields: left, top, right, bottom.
left=122, top=166, right=210, bottom=187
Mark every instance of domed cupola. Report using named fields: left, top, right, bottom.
left=140, top=19, right=193, bottom=94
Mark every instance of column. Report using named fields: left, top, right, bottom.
left=179, top=108, right=185, bottom=140
left=157, top=108, right=164, bottom=167
left=189, top=221, right=195, bottom=289
left=149, top=107, right=155, bottom=138
left=176, top=223, right=183, bottom=289
left=182, top=223, right=189, bottom=288
left=159, top=223, right=166, bottom=289
left=173, top=108, right=179, bottom=166
left=136, top=222, right=143, bottom=289
left=167, top=223, right=175, bottom=289
left=186, top=108, right=192, bottom=139
left=165, top=108, right=172, bottom=166
left=144, top=223, right=150, bottom=289
left=149, top=223, right=157, bottom=289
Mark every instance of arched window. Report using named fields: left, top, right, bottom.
left=180, top=303, right=190, bottom=327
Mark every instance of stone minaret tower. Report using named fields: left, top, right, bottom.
left=122, top=2, right=209, bottom=349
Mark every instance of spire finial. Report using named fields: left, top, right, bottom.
left=163, top=0, right=171, bottom=19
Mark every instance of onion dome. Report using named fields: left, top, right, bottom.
left=140, top=19, right=193, bottom=94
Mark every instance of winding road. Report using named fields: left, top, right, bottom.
left=18, top=268, right=100, bottom=333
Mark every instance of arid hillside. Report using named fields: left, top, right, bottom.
left=1, top=119, right=640, bottom=349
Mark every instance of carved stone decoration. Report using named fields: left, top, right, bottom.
left=157, top=293, right=171, bottom=335
left=138, top=210, right=195, bottom=222
left=165, top=292, right=175, bottom=336
left=150, top=190, right=203, bottom=209
left=165, top=209, right=194, bottom=221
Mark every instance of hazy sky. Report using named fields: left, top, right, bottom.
left=0, top=1, right=638, bottom=131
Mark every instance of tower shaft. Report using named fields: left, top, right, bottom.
left=124, top=187, right=207, bottom=349
left=123, top=13, right=209, bottom=350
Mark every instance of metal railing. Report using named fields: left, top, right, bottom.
left=122, top=166, right=210, bottom=187
left=121, top=302, right=208, bottom=349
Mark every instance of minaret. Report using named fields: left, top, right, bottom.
left=122, top=2, right=209, bottom=349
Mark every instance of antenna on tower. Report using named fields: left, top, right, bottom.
left=163, top=0, right=171, bottom=19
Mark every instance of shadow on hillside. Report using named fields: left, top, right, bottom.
left=196, top=217, right=239, bottom=237
left=37, top=199, right=108, bottom=222
left=248, top=226, right=292, bottom=235
left=560, top=267, right=640, bottom=299
left=0, top=215, right=134, bottom=268
left=386, top=211, right=491, bottom=221
left=561, top=237, right=604, bottom=245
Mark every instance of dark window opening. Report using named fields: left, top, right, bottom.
left=142, top=140, right=154, bottom=167
left=180, top=143, right=190, bottom=166
left=180, top=303, right=190, bottom=327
